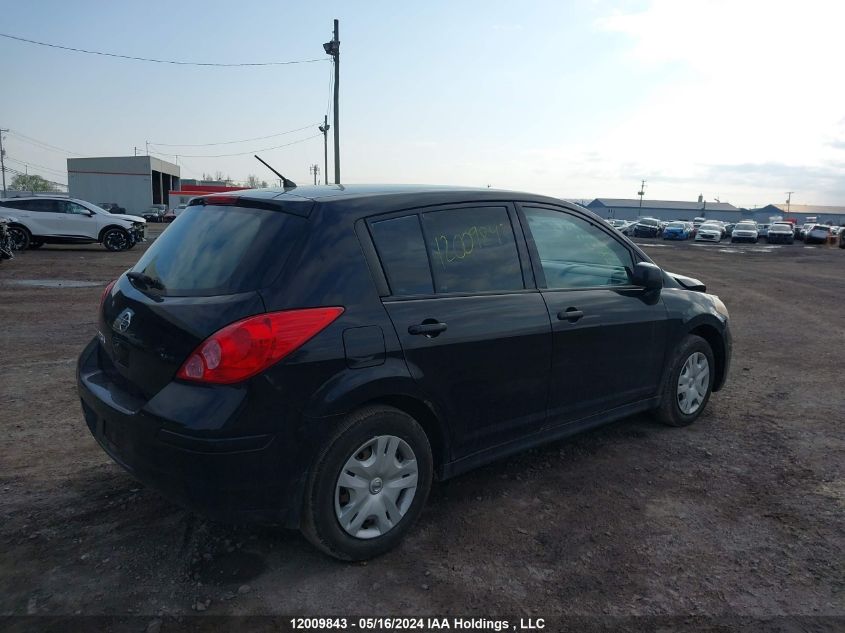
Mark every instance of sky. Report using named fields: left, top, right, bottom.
left=2, top=0, right=844, bottom=207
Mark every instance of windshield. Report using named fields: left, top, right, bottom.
left=639, top=218, right=659, bottom=226
left=667, top=222, right=685, bottom=229
left=701, top=223, right=720, bottom=230
left=770, top=224, right=792, bottom=231
left=735, top=223, right=756, bottom=230
left=812, top=225, right=829, bottom=232
left=131, top=205, right=305, bottom=296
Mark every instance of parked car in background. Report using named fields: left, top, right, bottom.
left=796, top=223, right=814, bottom=240
left=693, top=217, right=706, bottom=228
left=99, top=202, right=127, bottom=215
left=662, top=221, right=691, bottom=240
left=730, top=222, right=759, bottom=243
left=632, top=217, right=662, bottom=238
left=804, top=225, right=831, bottom=245
left=0, top=197, right=146, bottom=251
left=766, top=223, right=795, bottom=244
left=723, top=223, right=736, bottom=237
left=756, top=224, right=770, bottom=240
left=77, top=184, right=732, bottom=560
left=695, top=222, right=723, bottom=243
left=143, top=205, right=167, bottom=222
left=606, top=219, right=627, bottom=229
left=620, top=220, right=637, bottom=236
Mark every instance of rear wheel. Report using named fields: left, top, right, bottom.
left=301, top=405, right=433, bottom=561
left=653, top=334, right=715, bottom=427
left=102, top=228, right=130, bottom=252
left=7, top=226, right=30, bottom=251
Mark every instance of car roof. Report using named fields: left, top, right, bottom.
left=206, top=184, right=585, bottom=219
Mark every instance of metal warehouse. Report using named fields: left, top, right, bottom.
left=587, top=198, right=740, bottom=222
left=66, top=156, right=180, bottom=215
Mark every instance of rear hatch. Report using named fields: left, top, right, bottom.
left=99, top=200, right=307, bottom=399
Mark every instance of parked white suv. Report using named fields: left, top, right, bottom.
left=0, top=197, right=146, bottom=252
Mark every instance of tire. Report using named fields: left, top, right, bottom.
left=652, top=334, right=715, bottom=427
left=7, top=225, right=30, bottom=251
left=102, top=227, right=130, bottom=252
left=301, top=405, right=433, bottom=561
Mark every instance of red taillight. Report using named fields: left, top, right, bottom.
left=100, top=279, right=116, bottom=317
left=176, top=307, right=344, bottom=384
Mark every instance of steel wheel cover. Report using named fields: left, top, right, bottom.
left=677, top=351, right=710, bottom=415
left=334, top=435, right=419, bottom=539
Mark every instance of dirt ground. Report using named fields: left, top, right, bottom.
left=1, top=226, right=843, bottom=628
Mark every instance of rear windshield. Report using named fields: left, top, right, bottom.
left=736, top=223, right=756, bottom=230
left=639, top=218, right=659, bottom=226
left=131, top=205, right=304, bottom=296
left=667, top=222, right=685, bottom=228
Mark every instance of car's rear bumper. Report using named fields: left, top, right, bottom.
left=76, top=338, right=306, bottom=525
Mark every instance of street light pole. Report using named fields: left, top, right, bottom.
left=323, top=20, right=340, bottom=184
left=0, top=128, right=8, bottom=197
left=319, top=114, right=330, bottom=184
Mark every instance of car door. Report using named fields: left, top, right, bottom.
left=367, top=205, right=552, bottom=459
left=518, top=204, right=669, bottom=426
left=49, top=200, right=96, bottom=238
left=24, top=199, right=70, bottom=237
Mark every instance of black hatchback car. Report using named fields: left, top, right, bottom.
left=78, top=185, right=731, bottom=560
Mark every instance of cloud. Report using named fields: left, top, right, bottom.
left=589, top=0, right=845, bottom=204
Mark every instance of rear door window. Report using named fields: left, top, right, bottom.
left=420, top=206, right=524, bottom=294
left=131, top=205, right=304, bottom=296
left=370, top=215, right=434, bottom=296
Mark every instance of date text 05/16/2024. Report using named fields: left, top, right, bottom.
left=289, top=617, right=546, bottom=631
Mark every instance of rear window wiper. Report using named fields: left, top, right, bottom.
left=127, top=271, right=165, bottom=291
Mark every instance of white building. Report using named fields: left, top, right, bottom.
left=67, top=156, right=180, bottom=214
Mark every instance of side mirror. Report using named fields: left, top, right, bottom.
left=87, top=211, right=96, bottom=217
left=632, top=262, right=663, bottom=290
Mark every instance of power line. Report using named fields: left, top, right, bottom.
left=4, top=165, right=67, bottom=188
left=0, top=32, right=329, bottom=67
left=148, top=133, right=321, bottom=158
left=7, top=130, right=83, bottom=156
left=5, top=156, right=67, bottom=176
left=149, top=123, right=320, bottom=147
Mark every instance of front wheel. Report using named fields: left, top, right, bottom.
left=301, top=405, right=433, bottom=561
left=7, top=226, right=30, bottom=251
left=102, top=228, right=130, bottom=252
left=653, top=334, right=715, bottom=427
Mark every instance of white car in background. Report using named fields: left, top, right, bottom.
left=0, top=197, right=146, bottom=252
left=730, top=221, right=759, bottom=243
left=695, top=222, right=723, bottom=243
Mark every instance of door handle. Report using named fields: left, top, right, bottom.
left=408, top=321, right=448, bottom=336
left=557, top=308, right=584, bottom=322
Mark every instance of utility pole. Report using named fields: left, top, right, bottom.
left=637, top=179, right=646, bottom=210
left=323, top=19, right=340, bottom=184
left=0, top=128, right=8, bottom=197
left=318, top=114, right=330, bottom=184
left=785, top=191, right=794, bottom=215
left=309, top=163, right=320, bottom=185
left=145, top=141, right=149, bottom=156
